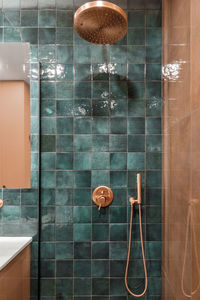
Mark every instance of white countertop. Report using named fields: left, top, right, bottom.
left=0, top=237, right=32, bottom=271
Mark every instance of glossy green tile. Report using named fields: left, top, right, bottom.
left=74, top=117, right=92, bottom=134
left=56, top=171, right=73, bottom=187
left=41, top=81, right=55, bottom=99
left=110, top=260, right=126, bottom=277
left=110, top=100, right=127, bottom=117
left=56, top=0, right=73, bottom=9
left=146, top=189, right=162, bottom=205
left=56, top=260, right=73, bottom=277
left=92, top=224, right=109, bottom=241
left=39, top=10, right=56, bottom=27
left=128, top=135, right=145, bottom=152
left=92, top=207, right=109, bottom=223
left=74, top=45, right=91, bottom=63
left=146, top=118, right=161, bottom=134
left=74, top=189, right=91, bottom=206
left=40, top=260, right=55, bottom=278
left=41, top=171, right=55, bottom=188
left=92, top=260, right=109, bottom=277
left=110, top=242, right=128, bottom=259
left=41, top=243, right=55, bottom=259
left=146, top=64, right=161, bottom=80
left=128, top=117, right=145, bottom=134
left=110, top=278, right=126, bottom=295
left=146, top=153, right=162, bottom=170
left=3, top=206, right=20, bottom=223
left=128, top=11, right=145, bottom=27
left=128, top=29, right=145, bottom=45
left=147, top=171, right=162, bottom=187
left=146, top=224, right=161, bottom=241
left=110, top=171, right=127, bottom=187
left=110, top=118, right=127, bottom=134
left=146, top=28, right=162, bottom=45
left=128, top=81, right=144, bottom=99
left=75, top=81, right=91, bottom=99
left=146, top=135, right=162, bottom=152
left=75, top=64, right=91, bottom=81
left=74, top=206, right=91, bottom=223
left=92, top=135, right=109, bottom=152
left=56, top=224, right=73, bottom=241
left=128, top=46, right=145, bottom=63
left=110, top=135, right=127, bottom=152
left=146, top=0, right=161, bottom=9
left=39, top=28, right=55, bottom=44
left=128, top=100, right=145, bottom=117
left=56, top=117, right=73, bottom=134
left=74, top=171, right=91, bottom=187
left=57, top=100, right=73, bottom=116
left=92, top=153, right=109, bottom=170
left=74, top=100, right=91, bottom=116
left=146, top=82, right=161, bottom=99
left=110, top=45, right=127, bottom=63
left=128, top=64, right=144, bottom=81
left=93, top=81, right=109, bottom=99
left=41, top=117, right=56, bottom=134
left=56, top=64, right=73, bottom=81
left=41, top=207, right=55, bottom=223
left=56, top=10, right=73, bottom=26
left=92, top=242, right=109, bottom=259
left=110, top=153, right=127, bottom=170
left=92, top=170, right=109, bottom=187
left=3, top=28, right=21, bottom=42
left=56, top=135, right=73, bottom=152
left=92, top=117, right=109, bottom=133
left=74, top=135, right=92, bottom=152
left=110, top=207, right=127, bottom=223
left=146, top=99, right=162, bottom=117
left=146, top=45, right=162, bottom=63
left=146, top=11, right=161, bottom=27
left=41, top=224, right=55, bottom=242
left=110, top=63, right=127, bottom=81
left=128, top=153, right=145, bottom=170
left=74, top=153, right=91, bottom=170
left=56, top=45, right=73, bottom=63
left=145, top=241, right=161, bottom=259
left=55, top=189, right=73, bottom=205
left=41, top=100, right=56, bottom=116
left=110, top=224, right=127, bottom=241
left=56, top=242, right=73, bottom=259
left=92, top=278, right=109, bottom=295
left=56, top=27, right=73, bottom=44
left=146, top=206, right=161, bottom=223
left=127, top=0, right=144, bottom=8
left=21, top=189, right=38, bottom=205
left=92, top=64, right=109, bottom=81
left=4, top=10, right=20, bottom=26
left=41, top=153, right=55, bottom=170
left=21, top=28, right=38, bottom=44
left=91, top=44, right=110, bottom=63
left=38, top=0, right=55, bottom=8
left=74, top=224, right=91, bottom=241
left=74, top=278, right=91, bottom=295
left=110, top=81, right=127, bottom=99
left=39, top=45, right=56, bottom=63
left=74, top=260, right=91, bottom=277
left=92, top=100, right=109, bottom=116
left=56, top=206, right=73, bottom=223
left=56, top=278, right=73, bottom=296
left=3, top=189, right=20, bottom=205
left=21, top=10, right=38, bottom=26
left=74, top=242, right=91, bottom=259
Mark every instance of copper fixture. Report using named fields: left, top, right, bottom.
left=92, top=186, right=113, bottom=210
left=125, top=173, right=148, bottom=297
left=74, top=1, right=128, bottom=44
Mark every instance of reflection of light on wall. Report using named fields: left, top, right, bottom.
left=98, top=63, right=116, bottom=74
left=162, top=60, right=186, bottom=81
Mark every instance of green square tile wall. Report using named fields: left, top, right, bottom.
left=0, top=0, right=162, bottom=299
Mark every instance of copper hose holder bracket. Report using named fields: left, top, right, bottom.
left=92, top=186, right=113, bottom=210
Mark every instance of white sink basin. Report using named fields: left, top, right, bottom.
left=0, top=237, right=32, bottom=271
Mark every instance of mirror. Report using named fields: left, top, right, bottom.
left=0, top=43, right=31, bottom=188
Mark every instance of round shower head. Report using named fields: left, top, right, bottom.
left=74, top=1, right=128, bottom=45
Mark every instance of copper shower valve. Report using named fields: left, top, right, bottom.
left=92, top=186, right=113, bottom=210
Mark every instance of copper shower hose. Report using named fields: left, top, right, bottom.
left=125, top=174, right=148, bottom=297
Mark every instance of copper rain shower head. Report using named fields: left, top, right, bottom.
left=74, top=1, right=128, bottom=45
